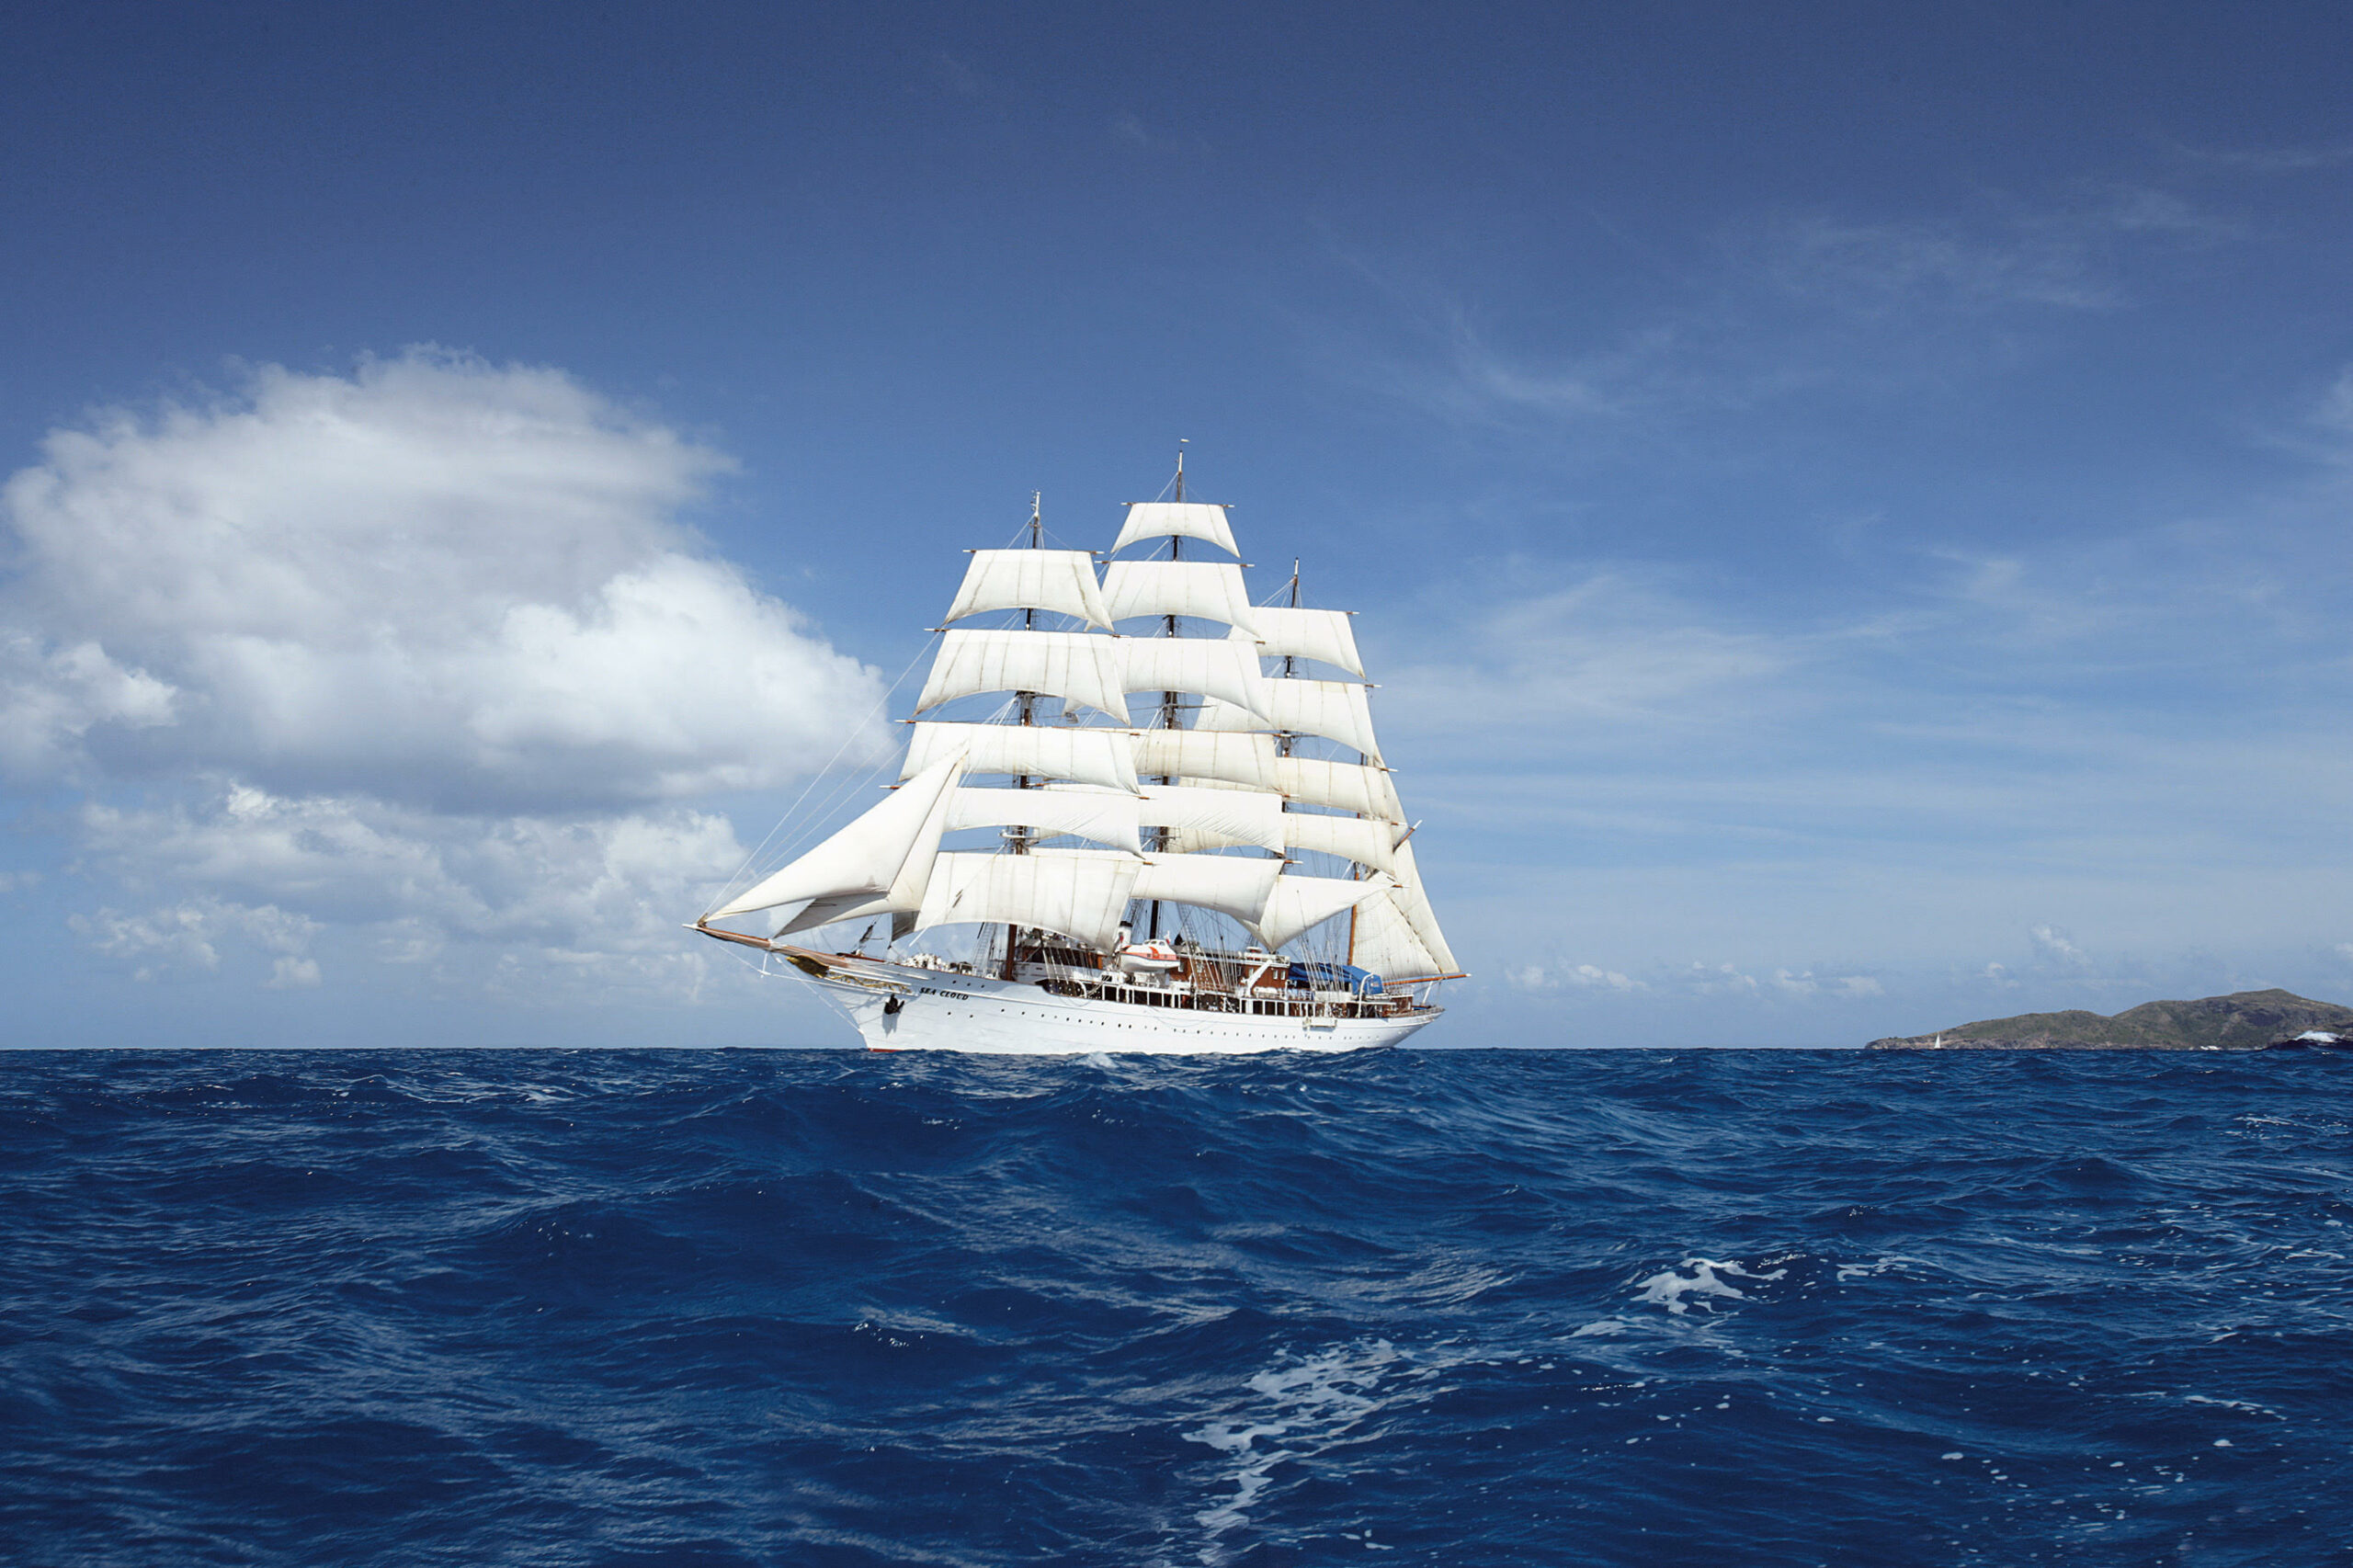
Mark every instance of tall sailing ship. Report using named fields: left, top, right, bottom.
left=693, top=461, right=1461, bottom=1053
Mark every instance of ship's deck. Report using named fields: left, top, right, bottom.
left=791, top=944, right=1436, bottom=1022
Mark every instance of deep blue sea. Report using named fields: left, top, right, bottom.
left=2, top=1049, right=2348, bottom=1567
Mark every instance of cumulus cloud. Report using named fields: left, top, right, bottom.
left=73, top=782, right=749, bottom=996
left=0, top=350, right=882, bottom=808
left=69, top=895, right=321, bottom=986
left=3, top=351, right=887, bottom=999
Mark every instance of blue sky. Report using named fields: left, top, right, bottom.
left=4, top=2, right=2351, bottom=1046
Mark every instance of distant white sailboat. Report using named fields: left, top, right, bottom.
left=693, top=459, right=1461, bottom=1053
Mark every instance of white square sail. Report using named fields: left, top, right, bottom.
left=903, top=722, right=1142, bottom=794
left=916, top=629, right=1130, bottom=722
left=1231, top=606, right=1364, bottom=678
left=1112, top=501, right=1238, bottom=556
left=1102, top=560, right=1260, bottom=635
left=946, top=550, right=1113, bottom=630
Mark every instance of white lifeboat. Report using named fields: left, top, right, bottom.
left=1115, top=940, right=1180, bottom=975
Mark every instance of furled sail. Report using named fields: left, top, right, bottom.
left=1387, top=838, right=1459, bottom=974
left=945, top=550, right=1113, bottom=630
left=1138, top=783, right=1286, bottom=852
left=1231, top=607, right=1364, bottom=678
left=903, top=722, right=1142, bottom=794
left=1254, top=871, right=1396, bottom=950
left=1272, top=757, right=1404, bottom=822
left=1112, top=501, right=1238, bottom=556
left=1195, top=678, right=1382, bottom=763
left=946, top=787, right=1144, bottom=855
left=915, top=851, right=1140, bottom=952
left=1130, top=729, right=1278, bottom=790
left=1116, top=639, right=1268, bottom=716
left=1346, top=887, right=1446, bottom=982
left=1280, top=812, right=1402, bottom=877
left=708, top=752, right=966, bottom=920
left=1101, top=561, right=1259, bottom=635
left=915, top=629, right=1130, bottom=722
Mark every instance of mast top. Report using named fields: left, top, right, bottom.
left=1174, top=440, right=1187, bottom=503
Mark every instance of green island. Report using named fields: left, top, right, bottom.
left=1867, top=988, right=2353, bottom=1051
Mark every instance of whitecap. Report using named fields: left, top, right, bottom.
left=1633, top=1257, right=1787, bottom=1315
left=1180, top=1339, right=1416, bottom=1562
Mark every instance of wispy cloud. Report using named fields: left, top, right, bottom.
left=1759, top=187, right=2243, bottom=316
left=2173, top=140, right=2353, bottom=174
left=1311, top=181, right=2248, bottom=444
left=1380, top=569, right=1795, bottom=749
left=927, top=51, right=983, bottom=99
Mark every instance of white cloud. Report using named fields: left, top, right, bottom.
left=69, top=895, right=320, bottom=986
left=1762, top=190, right=2238, bottom=317
left=0, top=634, right=177, bottom=778
left=3, top=352, right=888, bottom=1003
left=1381, top=571, right=1792, bottom=746
left=2029, top=923, right=2091, bottom=971
left=266, top=955, right=323, bottom=990
left=74, top=782, right=751, bottom=995
left=1510, top=961, right=1645, bottom=993
left=0, top=349, right=883, bottom=808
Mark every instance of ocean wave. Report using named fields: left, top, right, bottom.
left=0, top=1047, right=2346, bottom=1565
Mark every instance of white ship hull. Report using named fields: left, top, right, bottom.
left=796, top=953, right=1438, bottom=1055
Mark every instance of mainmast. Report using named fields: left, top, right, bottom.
left=1146, top=445, right=1185, bottom=941
left=1002, top=491, right=1043, bottom=981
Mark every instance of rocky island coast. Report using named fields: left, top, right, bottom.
left=1868, top=988, right=2353, bottom=1051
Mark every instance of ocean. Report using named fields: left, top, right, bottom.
left=1, top=1048, right=2346, bottom=1566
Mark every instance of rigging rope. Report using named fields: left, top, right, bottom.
left=699, top=631, right=940, bottom=919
